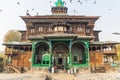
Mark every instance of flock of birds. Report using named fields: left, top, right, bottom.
left=0, top=0, right=112, bottom=15
left=49, top=0, right=97, bottom=5
left=69, top=0, right=96, bottom=5
left=0, top=0, right=116, bottom=34
left=49, top=0, right=97, bottom=15
left=49, top=0, right=112, bottom=14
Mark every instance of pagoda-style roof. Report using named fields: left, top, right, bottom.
left=94, top=30, right=101, bottom=33
left=19, top=30, right=26, bottom=32
left=28, top=34, right=94, bottom=41
left=21, top=15, right=99, bottom=25
left=28, top=34, right=77, bottom=40
left=21, top=15, right=99, bottom=19
left=2, top=42, right=32, bottom=46
left=90, top=41, right=119, bottom=45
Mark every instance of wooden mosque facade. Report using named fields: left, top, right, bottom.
left=3, top=0, right=119, bottom=73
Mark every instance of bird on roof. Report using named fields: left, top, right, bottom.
left=37, top=12, right=39, bottom=16
left=26, top=10, right=31, bottom=16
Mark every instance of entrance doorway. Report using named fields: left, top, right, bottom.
left=52, top=42, right=69, bottom=69
left=58, top=58, right=62, bottom=65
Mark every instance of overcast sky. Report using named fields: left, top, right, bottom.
left=0, top=0, right=120, bottom=51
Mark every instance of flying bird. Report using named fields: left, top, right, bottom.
left=0, top=9, right=2, bottom=12
left=32, top=8, right=34, bottom=11
left=78, top=0, right=80, bottom=3
left=70, top=0, right=72, bottom=3
left=50, top=1, right=52, bottom=3
left=108, top=8, right=112, bottom=10
left=93, top=0, right=96, bottom=4
left=80, top=1, right=82, bottom=5
left=17, top=2, right=20, bottom=5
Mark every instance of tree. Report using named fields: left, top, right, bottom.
left=3, top=30, right=22, bottom=42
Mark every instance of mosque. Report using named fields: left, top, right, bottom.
left=3, top=0, right=120, bottom=73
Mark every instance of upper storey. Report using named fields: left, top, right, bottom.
left=20, top=0, right=99, bottom=41
left=21, top=15, right=99, bottom=40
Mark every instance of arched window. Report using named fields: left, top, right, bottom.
left=71, top=43, right=86, bottom=64
left=34, top=42, right=49, bottom=65
left=92, top=47, right=96, bottom=51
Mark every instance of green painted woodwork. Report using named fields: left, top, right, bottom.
left=34, top=41, right=49, bottom=47
left=32, top=41, right=50, bottom=67
left=49, top=41, right=52, bottom=68
left=31, top=39, right=90, bottom=69
left=42, top=53, right=50, bottom=61
left=85, top=41, right=90, bottom=67
left=71, top=40, right=89, bottom=67
left=32, top=41, right=35, bottom=67
left=55, top=0, right=64, bottom=7
left=68, top=40, right=72, bottom=69
left=33, top=64, right=49, bottom=67
left=42, top=53, right=50, bottom=66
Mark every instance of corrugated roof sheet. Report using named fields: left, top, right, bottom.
left=2, top=42, right=32, bottom=46
left=90, top=41, right=120, bottom=45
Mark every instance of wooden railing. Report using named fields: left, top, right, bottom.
left=28, top=30, right=87, bottom=37
left=5, top=50, right=31, bottom=55
left=89, top=49, right=116, bottom=54
left=5, top=50, right=20, bottom=55
left=103, top=49, right=116, bottom=54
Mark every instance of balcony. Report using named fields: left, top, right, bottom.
left=5, top=50, right=19, bottom=55
left=102, top=49, right=116, bottom=54
left=5, top=50, right=26, bottom=55
left=28, top=30, right=86, bottom=37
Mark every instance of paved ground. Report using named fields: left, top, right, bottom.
left=0, top=72, right=48, bottom=80
left=75, top=73, right=120, bottom=80
left=0, top=72, right=120, bottom=80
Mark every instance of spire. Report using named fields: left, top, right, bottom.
left=55, top=0, right=64, bottom=7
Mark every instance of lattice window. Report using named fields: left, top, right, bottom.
left=58, top=26, right=64, bottom=31
left=30, top=28, right=35, bottom=33
left=48, top=27, right=52, bottom=32
left=78, top=26, right=83, bottom=32
left=86, top=28, right=91, bottom=33
left=39, top=27, right=43, bottom=32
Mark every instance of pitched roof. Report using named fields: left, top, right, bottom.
left=2, top=42, right=32, bottom=46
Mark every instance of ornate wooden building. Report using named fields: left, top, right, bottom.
left=3, top=0, right=119, bottom=73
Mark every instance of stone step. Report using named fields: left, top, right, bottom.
left=50, top=73, right=76, bottom=80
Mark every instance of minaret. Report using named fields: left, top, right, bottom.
left=51, top=0, right=68, bottom=15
